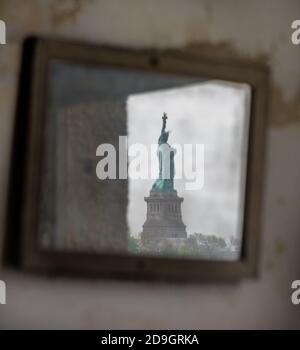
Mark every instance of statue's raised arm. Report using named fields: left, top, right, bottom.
left=161, top=113, right=168, bottom=134
left=158, top=113, right=169, bottom=145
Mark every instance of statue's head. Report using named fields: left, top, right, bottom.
left=158, top=131, right=169, bottom=144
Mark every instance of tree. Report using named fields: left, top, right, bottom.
left=128, top=234, right=140, bottom=254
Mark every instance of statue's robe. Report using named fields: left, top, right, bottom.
left=152, top=142, right=176, bottom=192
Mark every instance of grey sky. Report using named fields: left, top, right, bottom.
left=127, top=81, right=251, bottom=241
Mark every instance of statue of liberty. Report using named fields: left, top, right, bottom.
left=151, top=113, right=176, bottom=192
left=142, top=112, right=186, bottom=246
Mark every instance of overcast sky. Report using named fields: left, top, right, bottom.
left=127, top=81, right=251, bottom=241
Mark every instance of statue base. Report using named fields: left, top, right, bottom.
left=141, top=190, right=187, bottom=249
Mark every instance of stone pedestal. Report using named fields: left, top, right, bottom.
left=141, top=190, right=187, bottom=247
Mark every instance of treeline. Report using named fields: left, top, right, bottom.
left=128, top=232, right=241, bottom=261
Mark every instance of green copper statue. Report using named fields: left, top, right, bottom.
left=151, top=113, right=176, bottom=192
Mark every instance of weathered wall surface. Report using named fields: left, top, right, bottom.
left=0, top=0, right=300, bottom=329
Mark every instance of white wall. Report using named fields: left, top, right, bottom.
left=0, top=0, right=300, bottom=329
